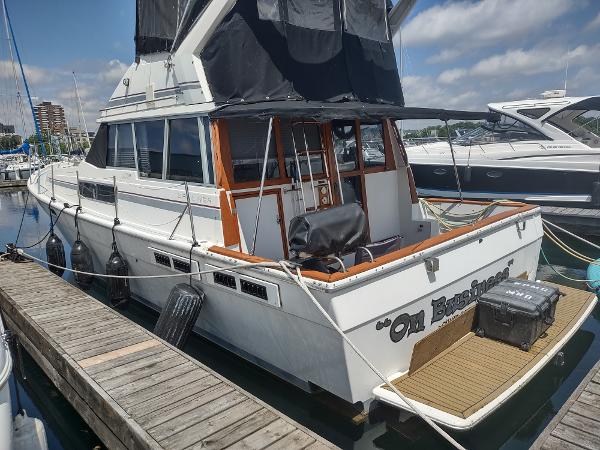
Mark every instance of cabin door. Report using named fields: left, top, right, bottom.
left=234, top=191, right=287, bottom=261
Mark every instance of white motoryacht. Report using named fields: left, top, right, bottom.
left=406, top=91, right=600, bottom=208
left=26, top=1, right=595, bottom=430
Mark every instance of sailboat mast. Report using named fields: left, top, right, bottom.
left=72, top=71, right=90, bottom=149
left=2, top=0, right=46, bottom=156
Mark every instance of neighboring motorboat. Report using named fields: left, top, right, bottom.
left=27, top=0, right=594, bottom=431
left=0, top=316, right=48, bottom=450
left=406, top=92, right=600, bottom=208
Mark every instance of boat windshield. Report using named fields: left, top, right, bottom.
left=546, top=108, right=600, bottom=148
left=453, top=113, right=548, bottom=146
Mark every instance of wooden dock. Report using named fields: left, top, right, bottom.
left=0, top=260, right=336, bottom=450
left=541, top=206, right=600, bottom=237
left=0, top=179, right=27, bottom=189
left=532, top=359, right=600, bottom=450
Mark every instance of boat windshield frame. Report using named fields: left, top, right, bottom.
left=544, top=99, right=600, bottom=148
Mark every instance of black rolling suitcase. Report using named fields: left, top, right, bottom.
left=476, top=278, right=561, bottom=351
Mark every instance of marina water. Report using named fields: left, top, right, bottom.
left=1, top=188, right=598, bottom=450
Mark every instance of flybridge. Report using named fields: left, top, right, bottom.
left=135, top=0, right=404, bottom=106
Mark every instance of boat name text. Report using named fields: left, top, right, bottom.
left=375, top=266, right=509, bottom=343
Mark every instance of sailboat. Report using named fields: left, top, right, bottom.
left=27, top=0, right=594, bottom=431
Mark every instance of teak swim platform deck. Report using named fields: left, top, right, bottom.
left=532, top=359, right=600, bottom=450
left=0, top=260, right=336, bottom=450
left=379, top=283, right=596, bottom=429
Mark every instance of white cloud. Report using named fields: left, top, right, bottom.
left=429, top=43, right=600, bottom=88
left=403, top=0, right=573, bottom=48
left=586, top=11, right=600, bottom=30
left=426, top=49, right=463, bottom=64
left=438, top=68, right=467, bottom=84
left=0, top=58, right=130, bottom=136
left=96, top=59, right=129, bottom=84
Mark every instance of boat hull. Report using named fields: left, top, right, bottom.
left=409, top=161, right=600, bottom=208
left=32, top=190, right=544, bottom=411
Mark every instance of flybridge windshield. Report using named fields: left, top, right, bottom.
left=453, top=113, right=548, bottom=145
left=546, top=108, right=600, bottom=148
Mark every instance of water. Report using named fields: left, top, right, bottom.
left=0, top=188, right=598, bottom=450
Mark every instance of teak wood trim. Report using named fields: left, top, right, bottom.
left=209, top=202, right=538, bottom=283
left=219, top=190, right=241, bottom=247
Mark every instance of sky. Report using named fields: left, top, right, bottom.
left=0, top=0, right=599, bottom=135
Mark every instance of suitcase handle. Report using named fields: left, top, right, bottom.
left=494, top=302, right=514, bottom=326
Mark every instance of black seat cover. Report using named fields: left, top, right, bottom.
left=288, top=203, right=368, bottom=257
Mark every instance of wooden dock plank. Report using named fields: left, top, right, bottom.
left=225, top=418, right=296, bottom=450
left=158, top=399, right=263, bottom=450
left=127, top=374, right=220, bottom=419
left=532, top=359, right=600, bottom=449
left=0, top=260, right=336, bottom=450
left=197, top=409, right=280, bottom=450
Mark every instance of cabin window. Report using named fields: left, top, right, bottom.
left=135, top=120, right=165, bottom=179
left=332, top=121, right=358, bottom=172
left=517, top=108, right=550, bottom=119
left=78, top=182, right=115, bottom=204
left=546, top=107, right=600, bottom=148
left=257, top=0, right=281, bottom=21
left=344, top=0, right=388, bottom=42
left=106, top=125, right=116, bottom=167
left=228, top=119, right=279, bottom=183
left=116, top=123, right=136, bottom=169
left=280, top=120, right=325, bottom=178
left=287, top=0, right=335, bottom=31
left=360, top=122, right=385, bottom=168
left=167, top=117, right=204, bottom=183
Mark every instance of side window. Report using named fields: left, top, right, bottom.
left=228, top=119, right=279, bottom=183
left=200, top=117, right=215, bottom=185
left=332, top=121, right=358, bottom=173
left=136, top=120, right=165, bottom=179
left=517, top=108, right=550, bottom=119
left=286, top=0, right=335, bottom=31
left=116, top=124, right=136, bottom=168
left=167, top=118, right=204, bottom=183
left=78, top=182, right=115, bottom=204
left=344, top=0, right=388, bottom=42
left=257, top=0, right=281, bottom=21
left=490, top=114, right=548, bottom=142
left=106, top=125, right=116, bottom=167
left=360, top=122, right=385, bottom=168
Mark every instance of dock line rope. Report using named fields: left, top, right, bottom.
left=279, top=262, right=466, bottom=450
left=542, top=219, right=600, bottom=251
left=539, top=248, right=596, bottom=284
left=2, top=250, right=282, bottom=279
